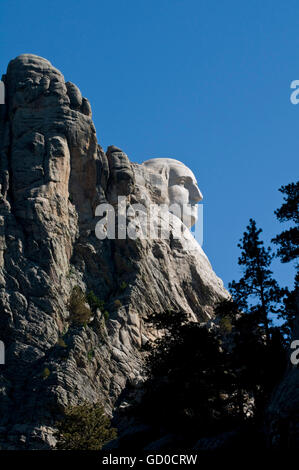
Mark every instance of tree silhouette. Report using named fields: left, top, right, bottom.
left=229, top=219, right=286, bottom=345
left=136, top=310, right=243, bottom=444
left=130, top=210, right=293, bottom=449
left=272, top=181, right=299, bottom=335
left=272, top=181, right=299, bottom=265
left=215, top=219, right=287, bottom=422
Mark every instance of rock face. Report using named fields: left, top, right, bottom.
left=0, top=54, right=228, bottom=449
left=266, top=298, right=299, bottom=448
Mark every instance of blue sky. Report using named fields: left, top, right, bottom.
left=0, top=0, right=298, bottom=289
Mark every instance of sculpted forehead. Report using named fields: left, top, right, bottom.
left=168, top=163, right=197, bottom=183
left=143, top=158, right=197, bottom=183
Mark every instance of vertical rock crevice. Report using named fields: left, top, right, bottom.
left=0, top=54, right=229, bottom=449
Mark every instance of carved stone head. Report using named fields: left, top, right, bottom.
left=142, top=158, right=203, bottom=228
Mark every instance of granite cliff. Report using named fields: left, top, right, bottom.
left=0, top=54, right=228, bottom=449
left=1, top=54, right=296, bottom=451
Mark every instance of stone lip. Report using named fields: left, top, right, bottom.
left=0, top=54, right=229, bottom=449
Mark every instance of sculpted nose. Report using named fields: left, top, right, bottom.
left=190, top=184, right=203, bottom=203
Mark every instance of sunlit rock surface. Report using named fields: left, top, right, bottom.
left=0, top=54, right=229, bottom=449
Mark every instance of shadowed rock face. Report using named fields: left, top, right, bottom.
left=0, top=54, right=228, bottom=449
left=266, top=306, right=299, bottom=448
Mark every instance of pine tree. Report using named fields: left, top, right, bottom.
left=214, top=219, right=287, bottom=424
left=55, top=402, right=117, bottom=450
left=229, top=219, right=286, bottom=344
left=138, top=310, right=237, bottom=440
left=272, top=181, right=299, bottom=265
left=272, top=181, right=299, bottom=335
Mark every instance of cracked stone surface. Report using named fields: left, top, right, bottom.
left=0, top=54, right=230, bottom=449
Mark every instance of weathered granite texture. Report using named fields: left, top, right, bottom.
left=0, top=54, right=229, bottom=449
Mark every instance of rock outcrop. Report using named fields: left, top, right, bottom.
left=0, top=54, right=228, bottom=449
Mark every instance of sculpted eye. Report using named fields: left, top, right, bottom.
left=178, top=178, right=185, bottom=186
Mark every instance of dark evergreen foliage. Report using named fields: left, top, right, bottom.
left=272, top=181, right=299, bottom=264
left=135, top=215, right=290, bottom=446
left=55, top=403, right=117, bottom=450
left=229, top=218, right=286, bottom=344
left=272, top=181, right=299, bottom=336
